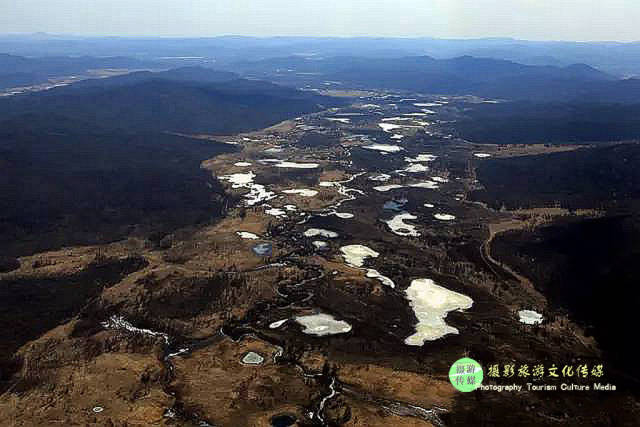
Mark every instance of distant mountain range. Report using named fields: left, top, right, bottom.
left=0, top=66, right=335, bottom=134
left=3, top=35, right=640, bottom=76
left=231, top=54, right=640, bottom=103
left=0, top=53, right=160, bottom=89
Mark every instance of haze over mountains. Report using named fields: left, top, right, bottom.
left=3, top=35, right=640, bottom=76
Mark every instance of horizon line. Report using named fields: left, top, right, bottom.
left=1, top=32, right=639, bottom=44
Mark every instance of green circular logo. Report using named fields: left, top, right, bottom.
left=449, top=357, right=483, bottom=392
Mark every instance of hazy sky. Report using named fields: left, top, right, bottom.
left=2, top=0, right=640, bottom=42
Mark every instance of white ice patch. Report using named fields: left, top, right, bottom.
left=360, top=104, right=381, bottom=109
left=363, top=144, right=404, bottom=153
left=518, top=310, right=544, bottom=325
left=434, top=213, right=456, bottom=221
left=340, top=244, right=379, bottom=267
left=385, top=212, right=420, bottom=237
left=369, top=173, right=391, bottom=182
left=404, top=278, right=473, bottom=345
left=374, top=184, right=405, bottom=192
left=382, top=117, right=415, bottom=122
left=219, top=171, right=276, bottom=206
left=431, top=176, right=449, bottom=183
left=403, top=112, right=429, bottom=117
left=312, top=241, right=329, bottom=250
left=241, top=351, right=265, bottom=365
left=424, top=203, right=435, bottom=208
left=474, top=153, right=492, bottom=158
left=409, top=181, right=440, bottom=190
left=304, top=228, right=339, bottom=239
left=237, top=231, right=260, bottom=240
left=390, top=134, right=404, bottom=140
left=234, top=162, right=252, bottom=167
left=283, top=189, right=319, bottom=197
left=295, top=313, right=352, bottom=336
left=220, top=172, right=255, bottom=188
left=326, top=117, right=351, bottom=124
left=334, top=212, right=354, bottom=219
left=413, top=103, right=441, bottom=107
left=365, top=269, right=395, bottom=288
left=269, top=319, right=288, bottom=329
left=245, top=184, right=277, bottom=206
left=265, top=147, right=284, bottom=154
left=275, top=161, right=320, bottom=169
left=405, top=154, right=437, bottom=163
left=402, top=164, right=429, bottom=173
left=266, top=208, right=287, bottom=217
left=379, top=123, right=404, bottom=132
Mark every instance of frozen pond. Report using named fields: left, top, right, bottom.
left=326, top=117, right=351, bottom=124
left=404, top=278, right=474, bottom=345
left=363, top=144, right=404, bottom=153
left=518, top=310, right=543, bottom=325
left=269, top=319, right=288, bottom=329
left=241, top=351, right=265, bottom=365
left=373, top=184, right=404, bottom=192
left=312, top=241, right=329, bottom=250
left=252, top=243, right=273, bottom=257
left=385, top=212, right=420, bottom=237
left=275, top=161, right=319, bottom=169
left=266, top=207, right=287, bottom=217
left=413, top=102, right=441, bottom=107
left=369, top=173, right=391, bottom=182
left=409, top=181, right=440, bottom=189
left=340, top=244, right=379, bottom=267
left=237, top=231, right=260, bottom=240
left=334, top=212, right=354, bottom=219
left=366, top=268, right=395, bottom=288
left=304, top=228, right=339, bottom=238
left=219, top=171, right=255, bottom=187
left=283, top=189, right=318, bottom=197
left=219, top=171, right=276, bottom=206
left=383, top=198, right=408, bottom=212
left=234, top=162, right=252, bottom=167
left=431, top=176, right=449, bottom=183
left=405, top=154, right=437, bottom=163
left=379, top=123, right=404, bottom=132
left=295, top=313, right=352, bottom=336
left=434, top=213, right=456, bottom=221
left=401, top=164, right=429, bottom=173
